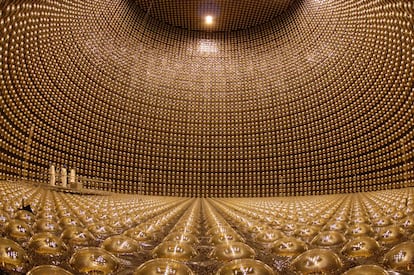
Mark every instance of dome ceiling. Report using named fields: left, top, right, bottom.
left=134, top=0, right=296, bottom=31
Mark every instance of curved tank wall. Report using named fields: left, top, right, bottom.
left=0, top=0, right=413, bottom=196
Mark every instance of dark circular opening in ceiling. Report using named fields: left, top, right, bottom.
left=134, top=0, right=297, bottom=32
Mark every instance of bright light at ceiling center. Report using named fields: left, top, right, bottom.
left=205, top=15, right=214, bottom=25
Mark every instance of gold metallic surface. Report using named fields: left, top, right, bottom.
left=134, top=258, right=194, bottom=275
left=342, top=265, right=387, bottom=275
left=291, top=249, right=342, bottom=275
left=383, top=241, right=414, bottom=272
left=152, top=241, right=198, bottom=261
left=27, top=265, right=74, bottom=275
left=210, top=242, right=256, bottom=261
left=271, top=237, right=308, bottom=257
left=69, top=247, right=120, bottom=274
left=0, top=237, right=28, bottom=273
left=216, top=259, right=277, bottom=275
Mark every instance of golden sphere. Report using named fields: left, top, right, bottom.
left=346, top=223, right=373, bottom=237
left=0, top=237, right=28, bottom=273
left=60, top=226, right=94, bottom=246
left=341, top=236, right=380, bottom=258
left=311, top=231, right=347, bottom=247
left=248, top=224, right=269, bottom=233
left=58, top=216, right=82, bottom=228
left=323, top=221, right=347, bottom=232
left=87, top=223, right=116, bottom=240
left=28, top=232, right=67, bottom=256
left=134, top=258, right=194, bottom=275
left=33, top=219, right=60, bottom=234
left=291, top=249, right=342, bottom=275
left=401, top=216, right=414, bottom=231
left=123, top=227, right=153, bottom=242
left=4, top=220, right=33, bottom=243
left=210, top=242, right=256, bottom=261
left=255, top=230, right=286, bottom=244
left=391, top=210, right=406, bottom=221
left=271, top=237, right=308, bottom=257
left=36, top=211, right=54, bottom=220
left=383, top=241, right=414, bottom=272
left=173, top=226, right=200, bottom=235
left=136, top=223, right=161, bottom=234
left=377, top=226, right=405, bottom=245
left=164, top=233, right=199, bottom=245
left=152, top=241, right=197, bottom=261
left=210, top=233, right=244, bottom=245
left=295, top=226, right=320, bottom=240
left=342, top=265, right=387, bottom=275
left=14, top=210, right=35, bottom=225
left=69, top=247, right=120, bottom=274
left=216, top=259, right=277, bottom=275
left=350, top=216, right=369, bottom=224
left=372, top=217, right=393, bottom=227
left=208, top=226, right=236, bottom=236
left=27, top=265, right=73, bottom=275
left=101, top=235, right=140, bottom=256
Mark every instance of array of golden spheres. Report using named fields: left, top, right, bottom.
left=0, top=181, right=414, bottom=274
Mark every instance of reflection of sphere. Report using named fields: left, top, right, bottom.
left=210, top=233, right=244, bottom=245
left=29, top=232, right=67, bottom=256
left=350, top=216, right=369, bottom=224
left=36, top=211, right=54, bottom=220
left=123, top=227, right=153, bottom=242
left=87, top=223, right=116, bottom=240
left=101, top=235, right=140, bottom=255
left=311, top=231, right=346, bottom=247
left=295, top=226, right=320, bottom=240
left=372, top=217, right=392, bottom=227
left=271, top=237, right=308, bottom=257
left=255, top=230, right=286, bottom=244
left=5, top=220, right=33, bottom=243
left=247, top=224, right=269, bottom=233
left=323, top=221, right=347, bottom=232
left=377, top=226, right=405, bottom=245
left=383, top=241, right=414, bottom=272
left=210, top=242, right=256, bottom=261
left=343, top=265, right=387, bottom=275
left=401, top=216, right=414, bottom=231
left=134, top=258, right=194, bottom=275
left=291, top=249, right=342, bottom=275
left=216, top=259, right=277, bottom=275
left=173, top=226, right=200, bottom=235
left=69, top=247, right=119, bottom=274
left=346, top=223, right=373, bottom=237
left=27, top=265, right=73, bottom=275
left=0, top=237, right=28, bottom=273
left=14, top=210, right=35, bottom=225
left=341, top=236, right=380, bottom=258
left=208, top=226, right=236, bottom=236
left=61, top=226, right=94, bottom=246
left=391, top=210, right=405, bottom=221
left=58, top=217, right=82, bottom=228
left=152, top=241, right=197, bottom=261
left=33, top=219, right=60, bottom=234
left=164, top=233, right=199, bottom=245
left=136, top=223, right=161, bottom=234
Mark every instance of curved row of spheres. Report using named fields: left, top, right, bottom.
left=1, top=0, right=413, bottom=196
left=0, top=181, right=414, bottom=274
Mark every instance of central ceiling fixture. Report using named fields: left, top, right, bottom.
left=205, top=15, right=214, bottom=25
